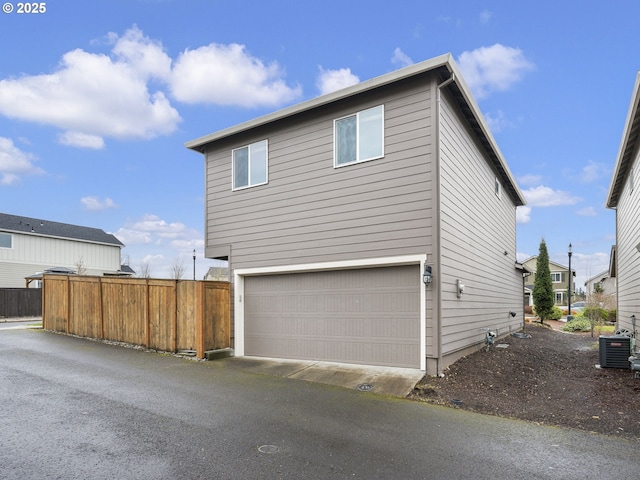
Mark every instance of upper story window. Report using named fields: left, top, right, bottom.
left=629, top=166, right=634, bottom=195
left=495, top=177, right=502, bottom=198
left=334, top=105, right=384, bottom=167
left=0, top=232, right=12, bottom=248
left=551, top=272, right=562, bottom=283
left=232, top=139, right=268, bottom=190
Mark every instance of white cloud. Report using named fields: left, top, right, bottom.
left=170, top=43, right=302, bottom=107
left=0, top=30, right=181, bottom=147
left=59, top=131, right=105, bottom=149
left=114, top=214, right=199, bottom=247
left=479, top=10, right=493, bottom=24
left=522, top=185, right=581, bottom=207
left=516, top=205, right=531, bottom=224
left=577, top=206, right=597, bottom=217
left=114, top=228, right=152, bottom=245
left=81, top=196, right=117, bottom=211
left=579, top=160, right=608, bottom=183
left=316, top=66, right=360, bottom=96
left=110, top=25, right=172, bottom=82
left=0, top=26, right=306, bottom=148
left=391, top=48, right=413, bottom=69
left=457, top=44, right=535, bottom=99
left=0, top=137, right=44, bottom=185
left=517, top=174, right=543, bottom=187
left=484, top=109, right=512, bottom=133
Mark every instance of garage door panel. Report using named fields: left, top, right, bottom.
left=244, top=265, right=420, bottom=368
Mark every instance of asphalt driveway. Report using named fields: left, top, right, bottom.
left=1, top=326, right=638, bottom=479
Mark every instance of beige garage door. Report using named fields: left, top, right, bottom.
left=244, top=265, right=420, bottom=368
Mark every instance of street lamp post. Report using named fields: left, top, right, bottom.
left=567, top=243, right=572, bottom=318
left=192, top=249, right=196, bottom=281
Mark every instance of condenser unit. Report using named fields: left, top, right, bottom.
left=599, top=336, right=631, bottom=369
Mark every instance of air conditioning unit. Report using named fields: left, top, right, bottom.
left=599, top=336, right=631, bottom=369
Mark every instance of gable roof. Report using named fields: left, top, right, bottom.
left=607, top=71, right=640, bottom=208
left=0, top=212, right=123, bottom=247
left=186, top=53, right=525, bottom=207
left=521, top=255, right=571, bottom=272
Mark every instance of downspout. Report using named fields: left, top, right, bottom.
left=434, top=71, right=455, bottom=375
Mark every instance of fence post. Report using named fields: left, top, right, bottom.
left=65, top=275, right=70, bottom=334
left=196, top=281, right=205, bottom=359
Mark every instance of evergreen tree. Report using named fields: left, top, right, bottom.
left=532, top=238, right=554, bottom=323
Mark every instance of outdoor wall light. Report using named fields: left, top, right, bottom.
left=423, top=265, right=432, bottom=285
left=457, top=279, right=465, bottom=298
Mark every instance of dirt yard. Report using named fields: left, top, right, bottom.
left=409, top=321, right=640, bottom=441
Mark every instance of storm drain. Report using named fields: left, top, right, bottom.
left=357, top=383, right=374, bottom=392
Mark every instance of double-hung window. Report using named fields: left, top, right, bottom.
left=334, top=105, right=384, bottom=167
left=232, top=139, right=268, bottom=190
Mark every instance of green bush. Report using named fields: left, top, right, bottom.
left=562, top=317, right=592, bottom=332
left=583, top=307, right=608, bottom=322
left=550, top=306, right=563, bottom=320
left=607, top=309, right=616, bottom=323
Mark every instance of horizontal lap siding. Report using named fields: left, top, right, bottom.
left=204, top=79, right=434, bottom=270
left=616, top=155, right=640, bottom=332
left=438, top=92, right=522, bottom=354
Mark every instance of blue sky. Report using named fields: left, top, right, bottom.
left=0, top=0, right=637, bottom=286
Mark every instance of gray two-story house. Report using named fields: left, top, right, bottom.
left=607, top=71, right=640, bottom=336
left=186, top=53, right=527, bottom=375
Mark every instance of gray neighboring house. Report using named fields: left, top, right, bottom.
left=607, top=71, right=640, bottom=335
left=0, top=212, right=129, bottom=288
left=186, top=53, right=527, bottom=375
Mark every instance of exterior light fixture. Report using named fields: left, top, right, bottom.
left=423, top=265, right=432, bottom=285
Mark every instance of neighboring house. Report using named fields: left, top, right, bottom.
left=521, top=256, right=575, bottom=306
left=205, top=266, right=229, bottom=282
left=0, top=212, right=129, bottom=288
left=186, top=53, right=527, bottom=375
left=606, top=71, right=640, bottom=335
left=584, top=269, right=616, bottom=297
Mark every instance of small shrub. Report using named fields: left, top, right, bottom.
left=583, top=307, right=608, bottom=322
left=607, top=309, right=616, bottom=323
left=550, top=306, right=563, bottom=320
left=562, top=318, right=592, bottom=332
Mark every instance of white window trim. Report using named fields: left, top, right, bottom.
left=495, top=177, right=502, bottom=199
left=551, top=272, right=562, bottom=282
left=333, top=105, right=385, bottom=168
left=232, top=139, right=269, bottom=191
left=234, top=254, right=427, bottom=371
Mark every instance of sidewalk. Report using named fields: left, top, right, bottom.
left=0, top=316, right=42, bottom=323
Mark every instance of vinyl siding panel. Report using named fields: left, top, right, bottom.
left=438, top=91, right=522, bottom=355
left=204, top=78, right=434, bottom=269
left=616, top=153, right=640, bottom=332
left=0, top=233, right=122, bottom=287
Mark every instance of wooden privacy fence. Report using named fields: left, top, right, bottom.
left=42, top=275, right=230, bottom=359
left=0, top=288, right=42, bottom=318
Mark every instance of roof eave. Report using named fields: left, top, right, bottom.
left=606, top=71, right=640, bottom=208
left=185, top=53, right=526, bottom=207
left=185, top=54, right=454, bottom=152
